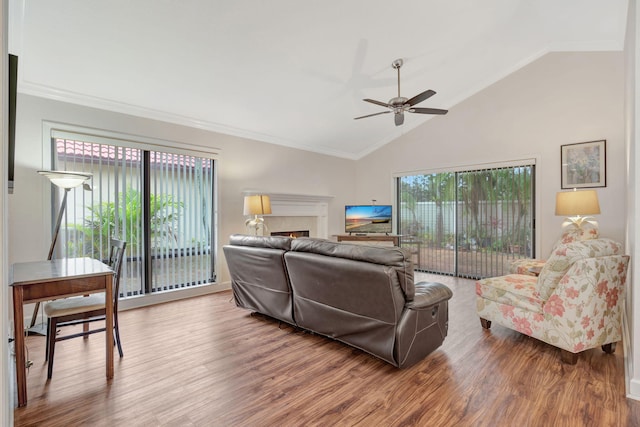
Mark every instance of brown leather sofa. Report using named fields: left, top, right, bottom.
left=223, top=234, right=453, bottom=368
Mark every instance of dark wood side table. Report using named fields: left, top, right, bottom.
left=10, top=257, right=114, bottom=407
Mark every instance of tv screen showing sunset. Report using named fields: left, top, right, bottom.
left=345, top=205, right=392, bottom=233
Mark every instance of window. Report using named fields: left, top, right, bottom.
left=50, top=135, right=216, bottom=298
left=396, top=162, right=535, bottom=279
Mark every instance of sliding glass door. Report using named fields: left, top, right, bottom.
left=51, top=137, right=216, bottom=298
left=397, top=163, right=534, bottom=279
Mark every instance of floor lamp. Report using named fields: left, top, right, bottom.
left=27, top=170, right=93, bottom=335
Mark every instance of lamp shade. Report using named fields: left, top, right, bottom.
left=38, top=170, right=92, bottom=189
left=555, top=190, right=601, bottom=216
left=243, top=194, right=272, bottom=216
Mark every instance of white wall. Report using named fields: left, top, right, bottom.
left=1, top=0, right=13, bottom=420
left=626, top=0, right=640, bottom=400
left=356, top=52, right=626, bottom=259
left=9, top=94, right=356, bottom=284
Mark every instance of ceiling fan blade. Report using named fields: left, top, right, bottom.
left=406, top=89, right=436, bottom=106
left=395, top=112, right=404, bottom=126
left=354, top=111, right=391, bottom=120
left=363, top=98, right=391, bottom=108
left=410, top=107, right=448, bottom=115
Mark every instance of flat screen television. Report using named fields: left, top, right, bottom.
left=345, top=204, right=392, bottom=234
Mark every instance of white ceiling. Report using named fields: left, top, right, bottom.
left=9, top=0, right=628, bottom=159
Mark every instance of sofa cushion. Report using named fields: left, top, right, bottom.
left=291, top=237, right=410, bottom=265
left=291, top=238, right=415, bottom=300
left=229, top=233, right=292, bottom=250
left=476, top=274, right=543, bottom=313
left=537, top=238, right=622, bottom=300
left=224, top=234, right=294, bottom=324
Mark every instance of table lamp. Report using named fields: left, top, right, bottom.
left=244, top=194, right=271, bottom=236
left=555, top=189, right=600, bottom=229
left=28, top=170, right=92, bottom=334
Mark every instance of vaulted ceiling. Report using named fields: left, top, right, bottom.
left=9, top=0, right=628, bottom=159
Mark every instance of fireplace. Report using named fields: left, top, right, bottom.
left=244, top=192, right=333, bottom=239
left=271, top=230, right=310, bottom=238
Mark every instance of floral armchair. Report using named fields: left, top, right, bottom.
left=508, top=225, right=599, bottom=276
left=476, top=237, right=628, bottom=364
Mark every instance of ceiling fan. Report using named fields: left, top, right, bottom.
left=354, top=58, right=448, bottom=126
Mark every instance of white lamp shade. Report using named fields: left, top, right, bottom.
left=38, top=170, right=92, bottom=189
left=555, top=190, right=601, bottom=216
left=243, top=194, right=272, bottom=216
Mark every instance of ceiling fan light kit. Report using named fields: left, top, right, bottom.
left=354, top=58, right=448, bottom=126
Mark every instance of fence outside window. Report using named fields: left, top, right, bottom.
left=397, top=163, right=535, bottom=279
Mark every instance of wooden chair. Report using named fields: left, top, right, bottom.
left=44, top=239, right=127, bottom=379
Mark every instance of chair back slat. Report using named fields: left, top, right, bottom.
left=108, top=238, right=127, bottom=308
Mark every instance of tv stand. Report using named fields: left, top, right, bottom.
left=336, top=234, right=399, bottom=247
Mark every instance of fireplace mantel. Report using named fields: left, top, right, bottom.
left=243, top=192, right=333, bottom=238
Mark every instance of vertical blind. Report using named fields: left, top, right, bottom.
left=52, top=137, right=216, bottom=297
left=397, top=163, right=534, bottom=279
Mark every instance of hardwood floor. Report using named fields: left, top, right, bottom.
left=14, top=273, right=640, bottom=426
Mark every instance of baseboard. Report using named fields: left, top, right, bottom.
left=629, top=379, right=640, bottom=401
left=623, top=306, right=640, bottom=401
left=22, top=281, right=233, bottom=326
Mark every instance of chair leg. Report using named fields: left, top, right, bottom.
left=480, top=318, right=492, bottom=329
left=602, top=342, right=617, bottom=354
left=560, top=349, right=578, bottom=365
left=114, top=312, right=124, bottom=358
left=45, top=318, right=51, bottom=361
left=83, top=320, right=90, bottom=340
left=47, top=318, right=58, bottom=379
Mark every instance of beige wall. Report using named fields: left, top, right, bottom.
left=356, top=52, right=626, bottom=259
left=9, top=94, right=356, bottom=283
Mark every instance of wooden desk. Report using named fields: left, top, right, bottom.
left=10, top=257, right=114, bottom=407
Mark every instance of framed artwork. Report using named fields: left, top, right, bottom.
left=561, top=140, right=606, bottom=189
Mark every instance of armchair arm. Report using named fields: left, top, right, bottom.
left=541, top=255, right=629, bottom=353
left=509, top=258, right=546, bottom=276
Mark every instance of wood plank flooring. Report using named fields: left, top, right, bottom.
left=14, top=273, right=640, bottom=426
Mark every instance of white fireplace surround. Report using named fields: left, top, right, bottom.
left=243, top=192, right=333, bottom=239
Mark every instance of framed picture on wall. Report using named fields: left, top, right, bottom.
left=561, top=140, right=606, bottom=189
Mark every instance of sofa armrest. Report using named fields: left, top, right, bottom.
left=406, top=282, right=453, bottom=309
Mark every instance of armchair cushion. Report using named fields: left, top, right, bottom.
left=558, top=224, right=599, bottom=244
left=508, top=225, right=599, bottom=276
left=476, top=274, right=542, bottom=313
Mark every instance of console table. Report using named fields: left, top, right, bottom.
left=336, top=234, right=400, bottom=246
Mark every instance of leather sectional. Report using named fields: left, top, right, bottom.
left=223, top=234, right=453, bottom=368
